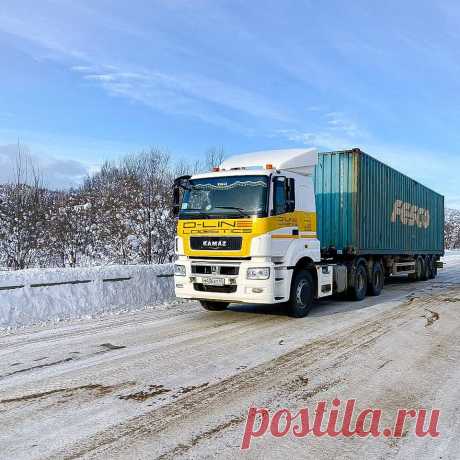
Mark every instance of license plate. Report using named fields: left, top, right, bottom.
left=201, top=277, right=225, bottom=286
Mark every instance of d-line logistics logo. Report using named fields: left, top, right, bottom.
left=181, top=220, right=253, bottom=235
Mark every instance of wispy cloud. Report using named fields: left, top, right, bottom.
left=276, top=116, right=458, bottom=208
left=0, top=143, right=90, bottom=189
left=70, top=65, right=291, bottom=133
left=275, top=110, right=367, bottom=151
left=0, top=3, right=290, bottom=132
left=1, top=0, right=459, bottom=208
left=324, top=112, right=363, bottom=138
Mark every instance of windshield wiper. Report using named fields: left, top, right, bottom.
left=180, top=206, right=251, bottom=218
left=180, top=208, right=208, bottom=217
left=210, top=206, right=248, bottom=216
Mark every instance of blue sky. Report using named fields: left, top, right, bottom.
left=0, top=0, right=459, bottom=207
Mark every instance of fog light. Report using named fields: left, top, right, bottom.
left=176, top=283, right=184, bottom=288
left=252, top=287, right=264, bottom=293
left=174, top=264, right=186, bottom=276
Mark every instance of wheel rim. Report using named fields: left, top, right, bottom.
left=296, top=280, right=309, bottom=307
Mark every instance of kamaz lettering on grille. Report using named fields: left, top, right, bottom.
left=203, top=240, right=227, bottom=247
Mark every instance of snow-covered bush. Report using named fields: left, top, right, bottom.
left=0, top=147, right=225, bottom=269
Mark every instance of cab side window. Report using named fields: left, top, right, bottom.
left=273, top=179, right=286, bottom=215
left=273, top=177, right=295, bottom=215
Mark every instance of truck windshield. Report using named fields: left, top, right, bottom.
left=179, top=175, right=269, bottom=219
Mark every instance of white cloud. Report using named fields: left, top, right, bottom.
left=324, top=112, right=363, bottom=138
left=72, top=65, right=291, bottom=131
left=275, top=110, right=366, bottom=151
left=0, top=4, right=290, bottom=132
left=274, top=108, right=459, bottom=209
left=0, top=144, right=90, bottom=189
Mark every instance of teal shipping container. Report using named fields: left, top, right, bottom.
left=314, top=149, right=444, bottom=256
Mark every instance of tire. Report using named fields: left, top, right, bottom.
left=199, top=300, right=229, bottom=311
left=409, top=257, right=423, bottom=281
left=286, top=270, right=314, bottom=318
left=368, top=262, right=384, bottom=296
left=421, top=256, right=430, bottom=281
left=427, top=256, right=436, bottom=279
left=430, top=257, right=438, bottom=279
left=350, top=263, right=368, bottom=301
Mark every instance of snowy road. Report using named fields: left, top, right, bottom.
left=1, top=253, right=460, bottom=459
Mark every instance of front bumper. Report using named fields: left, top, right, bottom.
left=174, top=259, right=288, bottom=304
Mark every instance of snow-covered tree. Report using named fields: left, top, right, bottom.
left=0, top=150, right=49, bottom=269
left=445, top=208, right=460, bottom=249
left=0, top=146, right=231, bottom=269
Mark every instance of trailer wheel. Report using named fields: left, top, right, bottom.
left=199, top=300, right=229, bottom=311
left=429, top=257, right=438, bottom=279
left=350, top=264, right=368, bottom=301
left=421, top=256, right=430, bottom=281
left=286, top=270, right=314, bottom=318
left=368, top=262, right=384, bottom=296
left=409, top=257, right=423, bottom=281
left=425, top=256, right=434, bottom=280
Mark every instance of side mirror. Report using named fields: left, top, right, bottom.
left=173, top=186, right=181, bottom=216
left=172, top=175, right=191, bottom=216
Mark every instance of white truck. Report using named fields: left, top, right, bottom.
left=173, top=148, right=444, bottom=317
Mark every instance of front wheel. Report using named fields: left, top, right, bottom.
left=199, top=300, right=229, bottom=311
left=286, top=270, right=314, bottom=318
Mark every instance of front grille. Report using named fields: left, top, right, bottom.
left=193, top=283, right=237, bottom=293
left=190, top=236, right=242, bottom=251
left=191, top=265, right=239, bottom=275
left=220, top=266, right=239, bottom=275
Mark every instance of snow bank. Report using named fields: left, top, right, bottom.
left=0, top=264, right=175, bottom=328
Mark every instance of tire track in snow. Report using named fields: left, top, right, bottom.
left=54, top=292, right=445, bottom=459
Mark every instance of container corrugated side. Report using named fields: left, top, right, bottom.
left=314, top=149, right=444, bottom=255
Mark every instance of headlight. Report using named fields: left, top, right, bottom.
left=174, top=264, right=186, bottom=276
left=247, top=267, right=270, bottom=280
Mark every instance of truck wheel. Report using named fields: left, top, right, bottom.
left=286, top=270, right=314, bottom=318
left=350, top=264, right=368, bottom=301
left=368, top=262, right=384, bottom=296
left=199, top=300, right=229, bottom=311
left=409, top=257, right=423, bottom=281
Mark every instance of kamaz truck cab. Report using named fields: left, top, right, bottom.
left=173, top=148, right=336, bottom=317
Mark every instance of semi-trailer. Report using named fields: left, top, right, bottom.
left=173, top=148, right=444, bottom=317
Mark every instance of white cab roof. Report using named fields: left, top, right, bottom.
left=220, top=148, right=318, bottom=176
